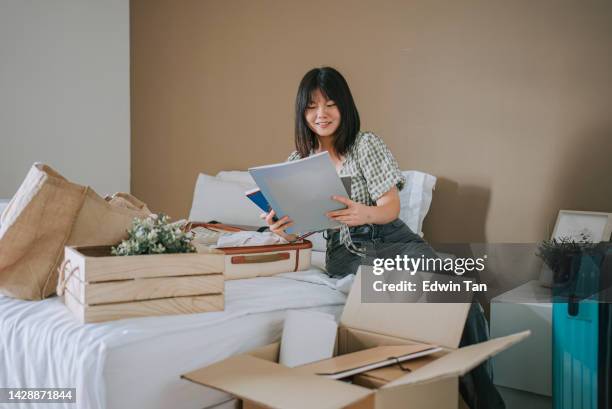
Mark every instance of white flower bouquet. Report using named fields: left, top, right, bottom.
left=111, top=214, right=196, bottom=256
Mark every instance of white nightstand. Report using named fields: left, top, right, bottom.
left=491, top=280, right=553, bottom=398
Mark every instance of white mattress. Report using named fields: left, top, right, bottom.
left=0, top=267, right=349, bottom=409
left=104, top=305, right=342, bottom=409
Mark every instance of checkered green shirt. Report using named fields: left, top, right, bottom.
left=288, top=131, right=405, bottom=255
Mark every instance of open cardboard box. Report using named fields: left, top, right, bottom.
left=183, top=272, right=529, bottom=409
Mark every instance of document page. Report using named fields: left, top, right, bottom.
left=249, top=152, right=349, bottom=234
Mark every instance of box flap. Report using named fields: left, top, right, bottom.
left=297, top=344, right=438, bottom=377
left=358, top=353, right=441, bottom=383
left=381, top=331, right=530, bottom=389
left=247, top=342, right=280, bottom=362
left=182, top=354, right=373, bottom=409
left=341, top=271, right=471, bottom=348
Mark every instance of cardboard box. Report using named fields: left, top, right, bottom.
left=182, top=272, right=529, bottom=409
left=351, top=353, right=441, bottom=388
left=60, top=245, right=225, bottom=323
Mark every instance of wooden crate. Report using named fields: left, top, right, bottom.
left=59, top=245, right=225, bottom=323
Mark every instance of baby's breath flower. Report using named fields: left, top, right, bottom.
left=111, top=213, right=196, bottom=256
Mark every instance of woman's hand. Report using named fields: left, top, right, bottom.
left=327, top=188, right=400, bottom=227
left=326, top=196, right=373, bottom=227
left=260, top=209, right=298, bottom=242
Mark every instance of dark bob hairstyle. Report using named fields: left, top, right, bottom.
left=294, top=67, right=360, bottom=158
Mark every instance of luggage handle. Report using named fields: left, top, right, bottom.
left=185, top=222, right=242, bottom=233
left=231, top=253, right=290, bottom=264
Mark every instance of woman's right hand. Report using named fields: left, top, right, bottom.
left=260, top=209, right=298, bottom=242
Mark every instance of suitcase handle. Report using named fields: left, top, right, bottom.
left=185, top=222, right=242, bottom=233
left=231, top=253, right=290, bottom=264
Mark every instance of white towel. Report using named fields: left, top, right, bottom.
left=216, top=231, right=288, bottom=248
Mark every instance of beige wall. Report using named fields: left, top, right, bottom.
left=131, top=0, right=612, bottom=244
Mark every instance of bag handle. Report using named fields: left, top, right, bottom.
left=56, top=259, right=80, bottom=296
left=104, top=192, right=151, bottom=213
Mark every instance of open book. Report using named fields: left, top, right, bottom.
left=247, top=152, right=350, bottom=235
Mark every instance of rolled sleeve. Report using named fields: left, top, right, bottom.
left=357, top=133, right=405, bottom=201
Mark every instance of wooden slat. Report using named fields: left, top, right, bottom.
left=64, top=289, right=224, bottom=323
left=66, top=273, right=224, bottom=305
left=64, top=246, right=225, bottom=282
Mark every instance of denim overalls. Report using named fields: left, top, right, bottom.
left=325, top=218, right=437, bottom=278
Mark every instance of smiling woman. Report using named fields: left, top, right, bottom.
left=259, top=66, right=505, bottom=409
left=264, top=67, right=430, bottom=277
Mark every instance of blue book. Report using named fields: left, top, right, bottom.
left=245, top=188, right=272, bottom=213
left=245, top=188, right=280, bottom=222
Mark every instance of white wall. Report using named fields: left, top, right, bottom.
left=0, top=0, right=130, bottom=198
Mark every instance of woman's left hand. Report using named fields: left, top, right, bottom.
left=326, top=196, right=372, bottom=226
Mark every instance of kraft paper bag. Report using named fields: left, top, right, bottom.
left=0, top=163, right=151, bottom=300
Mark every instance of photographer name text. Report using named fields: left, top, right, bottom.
left=373, top=280, right=487, bottom=292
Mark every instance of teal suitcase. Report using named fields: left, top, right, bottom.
left=553, top=245, right=611, bottom=409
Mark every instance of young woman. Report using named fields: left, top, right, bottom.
left=264, top=67, right=438, bottom=277
left=262, top=66, right=504, bottom=409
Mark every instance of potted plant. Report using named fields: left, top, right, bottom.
left=537, top=232, right=599, bottom=300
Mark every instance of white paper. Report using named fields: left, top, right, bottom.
left=249, top=152, right=349, bottom=234
left=279, top=310, right=338, bottom=368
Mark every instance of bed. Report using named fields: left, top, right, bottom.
left=0, top=257, right=348, bottom=409
left=0, top=169, right=435, bottom=409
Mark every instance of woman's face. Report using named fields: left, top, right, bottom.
left=305, top=88, right=341, bottom=139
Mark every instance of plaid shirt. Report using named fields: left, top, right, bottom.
left=288, top=131, right=405, bottom=255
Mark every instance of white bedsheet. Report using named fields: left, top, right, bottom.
left=0, top=270, right=347, bottom=409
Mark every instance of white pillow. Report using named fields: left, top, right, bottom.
left=189, top=173, right=266, bottom=226
left=216, top=170, right=255, bottom=186
left=0, top=200, right=9, bottom=216
left=399, top=171, right=436, bottom=237
left=307, top=232, right=327, bottom=252
left=0, top=199, right=9, bottom=228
